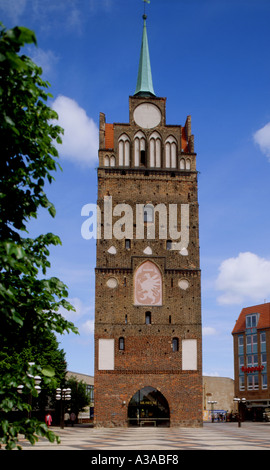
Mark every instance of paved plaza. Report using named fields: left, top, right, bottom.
left=17, top=422, right=270, bottom=451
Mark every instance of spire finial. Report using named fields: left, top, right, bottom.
left=143, top=0, right=150, bottom=16
left=134, top=1, right=155, bottom=97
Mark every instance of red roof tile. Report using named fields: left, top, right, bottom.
left=232, top=302, right=270, bottom=334
left=105, top=124, right=114, bottom=149
left=181, top=127, right=189, bottom=153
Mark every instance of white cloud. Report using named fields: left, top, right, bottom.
left=216, top=252, right=270, bottom=305
left=80, top=319, right=94, bottom=336
left=0, top=0, right=26, bottom=22
left=52, top=95, right=99, bottom=167
left=59, top=297, right=91, bottom=321
left=253, top=122, right=270, bottom=158
left=27, top=47, right=59, bottom=77
left=202, top=326, right=217, bottom=336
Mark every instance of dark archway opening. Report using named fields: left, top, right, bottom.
left=128, top=386, right=170, bottom=427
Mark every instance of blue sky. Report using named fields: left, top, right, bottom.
left=1, top=0, right=270, bottom=379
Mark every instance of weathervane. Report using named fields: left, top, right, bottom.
left=143, top=0, right=150, bottom=17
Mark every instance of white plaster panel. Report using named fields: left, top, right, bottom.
left=182, top=339, right=197, bottom=370
left=98, top=339, right=115, bottom=370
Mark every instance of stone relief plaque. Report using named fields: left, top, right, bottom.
left=134, top=261, right=162, bottom=306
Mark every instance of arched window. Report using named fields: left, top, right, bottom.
left=144, top=204, right=154, bottom=223
left=119, top=134, right=130, bottom=166
left=104, top=155, right=116, bottom=167
left=186, top=158, right=191, bottom=170
left=134, top=260, right=162, bottom=306
left=165, top=136, right=177, bottom=168
left=149, top=131, right=161, bottom=168
left=172, top=337, right=179, bottom=352
left=180, top=158, right=185, bottom=170
left=134, top=131, right=146, bottom=167
left=119, top=337, right=125, bottom=350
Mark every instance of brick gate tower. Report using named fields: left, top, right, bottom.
left=94, top=13, right=202, bottom=427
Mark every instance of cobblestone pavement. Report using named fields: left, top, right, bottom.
left=16, top=422, right=270, bottom=451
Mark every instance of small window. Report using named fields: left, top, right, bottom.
left=140, top=150, right=146, bottom=166
left=145, top=312, right=151, bottom=324
left=172, top=337, right=179, bottom=352
left=262, top=374, right=268, bottom=390
left=166, top=240, right=172, bottom=250
left=125, top=239, right=131, bottom=249
left=261, top=331, right=266, bottom=344
left=246, top=313, right=258, bottom=329
left=119, top=337, right=125, bottom=350
left=239, top=356, right=244, bottom=368
left=239, top=376, right=245, bottom=391
left=261, top=352, right=267, bottom=364
left=144, top=205, right=154, bottom=223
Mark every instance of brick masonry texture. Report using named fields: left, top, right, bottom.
left=94, top=95, right=203, bottom=427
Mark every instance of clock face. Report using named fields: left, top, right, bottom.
left=133, top=103, right=161, bottom=129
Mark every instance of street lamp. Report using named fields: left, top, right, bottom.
left=56, top=388, right=72, bottom=428
left=207, top=400, right=217, bottom=423
left=233, top=397, right=246, bottom=427
left=17, top=362, right=42, bottom=418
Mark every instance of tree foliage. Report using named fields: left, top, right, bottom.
left=66, top=376, right=91, bottom=418
left=0, top=24, right=78, bottom=450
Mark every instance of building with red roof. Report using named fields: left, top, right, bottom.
left=232, top=302, right=270, bottom=421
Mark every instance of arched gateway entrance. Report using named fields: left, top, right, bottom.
left=128, top=386, right=170, bottom=427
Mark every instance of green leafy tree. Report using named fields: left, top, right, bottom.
left=0, top=24, right=78, bottom=449
left=66, top=376, right=91, bottom=419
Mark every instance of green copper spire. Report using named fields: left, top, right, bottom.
left=134, top=14, right=156, bottom=97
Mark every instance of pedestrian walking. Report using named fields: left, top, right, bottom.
left=45, top=413, right=52, bottom=426
left=70, top=412, right=76, bottom=427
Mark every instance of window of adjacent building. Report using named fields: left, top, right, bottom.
left=172, top=337, right=179, bottom=352
left=247, top=373, right=259, bottom=390
left=145, top=312, right=151, bottom=324
left=239, top=355, right=244, bottom=368
left=238, top=335, right=244, bottom=355
left=247, top=354, right=258, bottom=367
left=86, top=385, right=94, bottom=402
left=261, top=351, right=267, bottom=377
left=119, top=337, right=125, bottom=350
left=246, top=313, right=258, bottom=329
left=262, top=374, right=268, bottom=390
left=260, top=331, right=266, bottom=352
left=239, top=375, right=245, bottom=391
left=246, top=334, right=257, bottom=354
